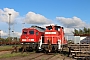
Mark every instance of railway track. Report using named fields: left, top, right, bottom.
left=0, top=52, right=76, bottom=60
left=30, top=53, right=55, bottom=60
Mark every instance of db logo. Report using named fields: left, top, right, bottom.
left=26, top=36, right=29, bottom=39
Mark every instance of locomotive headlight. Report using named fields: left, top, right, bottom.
left=31, top=39, right=34, bottom=41
left=22, top=39, right=26, bottom=41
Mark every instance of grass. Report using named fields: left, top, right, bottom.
left=0, top=45, right=36, bottom=59
left=0, top=52, right=30, bottom=59
left=0, top=45, right=12, bottom=50
left=0, top=45, right=21, bottom=51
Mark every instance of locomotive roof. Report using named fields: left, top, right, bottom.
left=31, top=26, right=45, bottom=32
left=46, top=25, right=63, bottom=28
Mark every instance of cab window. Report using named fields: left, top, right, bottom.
left=23, top=31, right=27, bottom=34
left=55, top=27, right=58, bottom=31
left=29, top=30, right=34, bottom=34
left=48, top=26, right=52, bottom=30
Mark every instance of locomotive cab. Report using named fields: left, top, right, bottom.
left=21, top=28, right=38, bottom=43
left=20, top=26, right=45, bottom=51
left=41, top=25, right=66, bottom=53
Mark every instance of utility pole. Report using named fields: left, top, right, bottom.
left=12, top=23, right=14, bottom=41
left=8, top=13, right=11, bottom=45
left=0, top=30, right=1, bottom=38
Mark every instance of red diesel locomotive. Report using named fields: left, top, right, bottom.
left=20, top=25, right=67, bottom=52
left=20, top=26, right=45, bottom=51
left=41, top=25, right=67, bottom=52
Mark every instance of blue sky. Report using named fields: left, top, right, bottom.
left=1, top=0, right=90, bottom=19
left=0, top=0, right=90, bottom=37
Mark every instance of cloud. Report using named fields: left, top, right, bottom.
left=56, top=16, right=87, bottom=28
left=0, top=30, right=7, bottom=36
left=64, top=28, right=74, bottom=35
left=0, top=30, right=7, bottom=37
left=14, top=31, right=21, bottom=38
left=0, top=30, right=21, bottom=38
left=39, top=23, right=56, bottom=28
left=24, top=12, right=52, bottom=24
left=0, top=8, right=19, bottom=25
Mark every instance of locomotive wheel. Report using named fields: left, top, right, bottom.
left=19, top=47, right=23, bottom=52
left=52, top=46, right=56, bottom=53
left=35, top=49, right=41, bottom=53
left=35, top=50, right=39, bottom=53
left=27, top=47, right=33, bottom=52
left=41, top=48, right=46, bottom=53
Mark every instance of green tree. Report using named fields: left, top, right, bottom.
left=0, top=38, right=5, bottom=42
left=73, top=27, right=90, bottom=36
left=83, top=27, right=88, bottom=34
left=73, top=28, right=79, bottom=35
left=88, top=28, right=90, bottom=34
left=79, top=29, right=83, bottom=35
